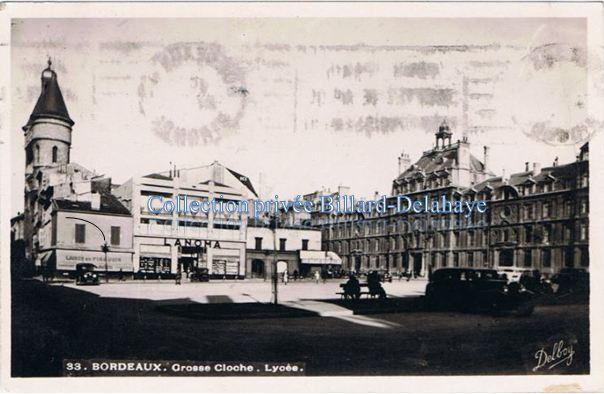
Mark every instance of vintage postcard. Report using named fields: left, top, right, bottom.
left=0, top=2, right=603, bottom=392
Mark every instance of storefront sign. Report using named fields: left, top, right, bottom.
left=56, top=249, right=133, bottom=271
left=163, top=238, right=221, bottom=249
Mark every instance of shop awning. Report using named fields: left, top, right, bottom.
left=299, top=250, right=342, bottom=265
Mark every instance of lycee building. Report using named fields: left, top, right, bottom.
left=317, top=121, right=590, bottom=277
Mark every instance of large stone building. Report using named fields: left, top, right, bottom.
left=318, top=122, right=589, bottom=277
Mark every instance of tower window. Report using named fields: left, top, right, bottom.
left=35, top=144, right=40, bottom=164
left=26, top=146, right=33, bottom=164
left=52, top=146, right=58, bottom=163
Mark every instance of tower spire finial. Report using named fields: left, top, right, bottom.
left=47, top=57, right=52, bottom=69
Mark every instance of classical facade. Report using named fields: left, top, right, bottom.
left=318, top=122, right=589, bottom=277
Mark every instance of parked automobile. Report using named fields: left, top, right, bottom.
left=519, top=270, right=553, bottom=294
left=551, top=268, right=589, bottom=295
left=75, top=263, right=100, bottom=286
left=190, top=267, right=210, bottom=282
left=425, top=268, right=534, bottom=315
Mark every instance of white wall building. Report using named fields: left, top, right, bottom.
left=114, top=168, right=249, bottom=278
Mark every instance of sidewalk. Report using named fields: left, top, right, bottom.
left=50, top=277, right=428, bottom=305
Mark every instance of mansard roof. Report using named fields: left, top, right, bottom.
left=468, top=159, right=586, bottom=195
left=395, top=142, right=486, bottom=183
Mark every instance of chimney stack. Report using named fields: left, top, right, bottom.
left=525, top=162, right=529, bottom=172
left=398, top=152, right=411, bottom=174
left=91, top=192, right=101, bottom=211
left=338, top=185, right=350, bottom=196
left=483, top=146, right=489, bottom=171
left=532, top=162, right=541, bottom=174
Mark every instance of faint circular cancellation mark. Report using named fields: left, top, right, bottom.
left=138, top=42, right=248, bottom=146
left=513, top=43, right=603, bottom=146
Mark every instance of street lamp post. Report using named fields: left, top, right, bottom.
left=101, top=242, right=109, bottom=283
left=67, top=216, right=109, bottom=283
left=425, top=230, right=434, bottom=281
left=269, top=214, right=278, bottom=305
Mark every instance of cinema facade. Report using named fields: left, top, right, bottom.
left=113, top=167, right=250, bottom=279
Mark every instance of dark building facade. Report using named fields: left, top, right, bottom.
left=317, top=123, right=589, bottom=277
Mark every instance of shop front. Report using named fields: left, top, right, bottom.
left=135, top=236, right=246, bottom=279
left=53, top=248, right=134, bottom=276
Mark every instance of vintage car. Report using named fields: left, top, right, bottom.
left=75, top=263, right=100, bottom=286
left=551, top=268, right=589, bottom=295
left=189, top=267, right=210, bottom=282
left=424, top=268, right=534, bottom=315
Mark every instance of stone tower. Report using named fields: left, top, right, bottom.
left=23, top=59, right=74, bottom=265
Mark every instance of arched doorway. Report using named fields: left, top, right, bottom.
left=412, top=253, right=422, bottom=276
left=277, top=261, right=288, bottom=274
left=498, top=249, right=514, bottom=267
left=251, top=259, right=265, bottom=278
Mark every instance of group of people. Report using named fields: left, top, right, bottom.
left=341, top=271, right=387, bottom=300
left=279, top=269, right=333, bottom=285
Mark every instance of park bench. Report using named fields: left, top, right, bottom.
left=337, top=283, right=386, bottom=299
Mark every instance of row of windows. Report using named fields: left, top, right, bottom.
left=343, top=247, right=588, bottom=270
left=26, top=144, right=60, bottom=165
left=139, top=218, right=240, bottom=230
left=325, top=198, right=588, bottom=240
left=330, top=222, right=588, bottom=255
left=254, top=237, right=309, bottom=252
left=518, top=199, right=588, bottom=220
left=74, top=224, right=121, bottom=246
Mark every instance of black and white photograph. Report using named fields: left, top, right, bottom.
left=1, top=2, right=603, bottom=392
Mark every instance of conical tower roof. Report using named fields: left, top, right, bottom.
left=24, top=59, right=74, bottom=130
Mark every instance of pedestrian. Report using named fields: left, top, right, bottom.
left=321, top=269, right=327, bottom=284
left=314, top=270, right=320, bottom=284
left=283, top=270, right=288, bottom=286
left=293, top=269, right=299, bottom=281
left=119, top=268, right=124, bottom=281
left=175, top=269, right=182, bottom=285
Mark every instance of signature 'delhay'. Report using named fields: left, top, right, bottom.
left=533, top=339, right=575, bottom=372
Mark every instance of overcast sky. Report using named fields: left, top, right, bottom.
left=10, top=18, right=590, bottom=215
